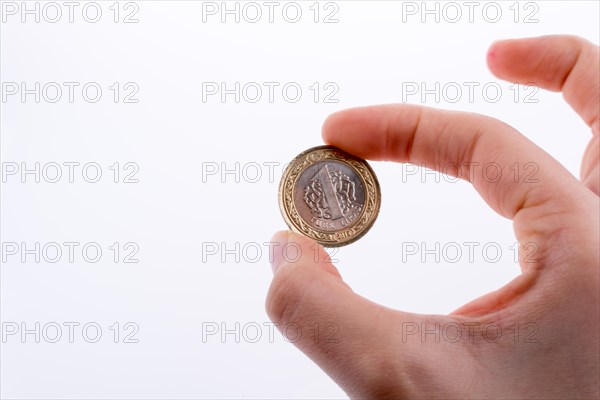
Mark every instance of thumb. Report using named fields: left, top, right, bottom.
left=265, top=231, right=466, bottom=398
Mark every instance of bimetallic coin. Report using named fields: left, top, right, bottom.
left=279, top=145, right=381, bottom=247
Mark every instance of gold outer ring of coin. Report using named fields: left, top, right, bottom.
left=278, top=145, right=381, bottom=247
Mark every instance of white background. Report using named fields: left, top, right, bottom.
left=1, top=1, right=598, bottom=398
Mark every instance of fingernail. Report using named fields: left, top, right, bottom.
left=270, top=231, right=289, bottom=274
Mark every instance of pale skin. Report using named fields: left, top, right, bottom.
left=266, top=35, right=600, bottom=399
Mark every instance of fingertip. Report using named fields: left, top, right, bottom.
left=270, top=230, right=330, bottom=274
left=322, top=106, right=377, bottom=140
left=270, top=230, right=290, bottom=245
left=321, top=105, right=393, bottom=162
left=486, top=40, right=500, bottom=63
left=270, top=230, right=290, bottom=274
left=486, top=37, right=544, bottom=74
left=276, top=230, right=343, bottom=279
left=484, top=35, right=590, bottom=92
left=321, top=109, right=348, bottom=143
left=270, top=230, right=328, bottom=264
left=486, top=39, right=513, bottom=76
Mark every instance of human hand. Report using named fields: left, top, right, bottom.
left=266, top=35, right=599, bottom=399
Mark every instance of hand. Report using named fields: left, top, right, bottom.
left=266, top=35, right=599, bottom=399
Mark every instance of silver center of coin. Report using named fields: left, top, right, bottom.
left=293, top=160, right=365, bottom=232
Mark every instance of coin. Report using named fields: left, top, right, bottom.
left=278, top=145, right=381, bottom=247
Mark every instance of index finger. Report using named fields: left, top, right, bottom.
left=321, top=104, right=590, bottom=227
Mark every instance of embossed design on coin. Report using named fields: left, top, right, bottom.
left=304, top=163, right=359, bottom=220
left=279, top=146, right=381, bottom=247
left=295, top=161, right=365, bottom=232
